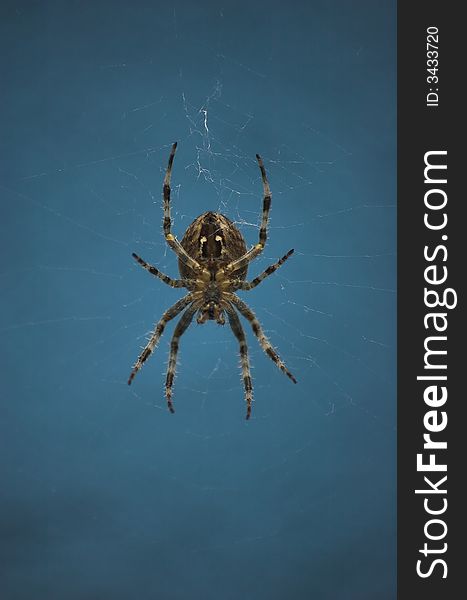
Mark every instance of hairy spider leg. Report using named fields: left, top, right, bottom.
left=128, top=294, right=194, bottom=385
left=164, top=302, right=200, bottom=413
left=132, top=253, right=195, bottom=288
left=222, top=153, right=272, bottom=275
left=225, top=303, right=254, bottom=420
left=229, top=294, right=297, bottom=384
left=233, top=249, right=294, bottom=291
left=163, top=143, right=204, bottom=274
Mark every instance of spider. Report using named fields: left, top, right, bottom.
left=128, top=142, right=297, bottom=419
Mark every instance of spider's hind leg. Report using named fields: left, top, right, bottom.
left=255, top=153, right=272, bottom=251
left=221, top=153, right=273, bottom=276
left=162, top=143, right=203, bottom=274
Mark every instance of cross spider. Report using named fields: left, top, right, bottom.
left=128, top=142, right=297, bottom=419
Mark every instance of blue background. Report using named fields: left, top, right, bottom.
left=1, top=1, right=396, bottom=598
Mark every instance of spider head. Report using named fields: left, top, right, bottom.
left=197, top=302, right=225, bottom=325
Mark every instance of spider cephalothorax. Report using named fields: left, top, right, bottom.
left=128, top=142, right=296, bottom=419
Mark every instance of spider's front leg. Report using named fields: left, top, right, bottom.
left=225, top=304, right=253, bottom=419
left=229, top=294, right=297, bottom=385
left=128, top=294, right=193, bottom=385
left=165, top=302, right=199, bottom=413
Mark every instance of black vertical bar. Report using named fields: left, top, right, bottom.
left=398, top=3, right=462, bottom=599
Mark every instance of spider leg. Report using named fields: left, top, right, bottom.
left=221, top=153, right=272, bottom=275
left=132, top=253, right=195, bottom=288
left=224, top=303, right=253, bottom=420
left=233, top=249, right=294, bottom=291
left=128, top=294, right=193, bottom=385
left=255, top=153, right=272, bottom=248
left=165, top=302, right=200, bottom=413
left=162, top=142, right=204, bottom=274
left=229, top=294, right=297, bottom=384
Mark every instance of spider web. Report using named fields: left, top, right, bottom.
left=1, top=2, right=396, bottom=597
left=4, top=81, right=395, bottom=427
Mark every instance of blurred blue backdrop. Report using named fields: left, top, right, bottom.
left=1, top=1, right=396, bottom=598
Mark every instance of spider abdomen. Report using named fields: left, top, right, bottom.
left=178, top=211, right=248, bottom=280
